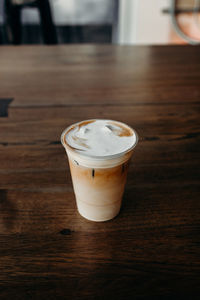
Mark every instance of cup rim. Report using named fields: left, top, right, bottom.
left=61, top=119, right=139, bottom=160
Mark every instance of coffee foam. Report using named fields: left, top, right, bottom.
left=63, top=119, right=137, bottom=157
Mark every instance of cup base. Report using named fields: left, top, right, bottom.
left=77, top=208, right=120, bottom=222
left=76, top=200, right=121, bottom=222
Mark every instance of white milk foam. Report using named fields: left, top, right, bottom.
left=65, top=120, right=136, bottom=157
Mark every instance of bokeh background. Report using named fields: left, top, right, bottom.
left=0, top=0, right=200, bottom=45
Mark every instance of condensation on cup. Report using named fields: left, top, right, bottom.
left=61, top=119, right=138, bottom=222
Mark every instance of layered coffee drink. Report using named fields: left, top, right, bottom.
left=61, top=119, right=138, bottom=222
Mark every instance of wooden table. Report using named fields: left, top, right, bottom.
left=0, top=45, right=200, bottom=299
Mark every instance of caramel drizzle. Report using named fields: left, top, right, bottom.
left=107, top=122, right=133, bottom=137
left=64, top=120, right=95, bottom=150
left=77, top=120, right=95, bottom=129
left=72, top=136, right=90, bottom=149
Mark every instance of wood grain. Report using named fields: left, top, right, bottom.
left=0, top=45, right=200, bottom=299
left=0, top=45, right=200, bottom=106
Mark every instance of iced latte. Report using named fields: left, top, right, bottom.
left=61, top=119, right=138, bottom=222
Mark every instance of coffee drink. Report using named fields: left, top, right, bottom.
left=61, top=119, right=138, bottom=222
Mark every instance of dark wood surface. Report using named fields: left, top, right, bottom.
left=0, top=45, right=200, bottom=299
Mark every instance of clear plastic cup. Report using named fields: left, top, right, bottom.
left=61, top=120, right=138, bottom=222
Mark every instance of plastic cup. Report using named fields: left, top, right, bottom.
left=61, top=120, right=138, bottom=222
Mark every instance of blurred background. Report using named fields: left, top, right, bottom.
left=0, top=0, right=200, bottom=45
